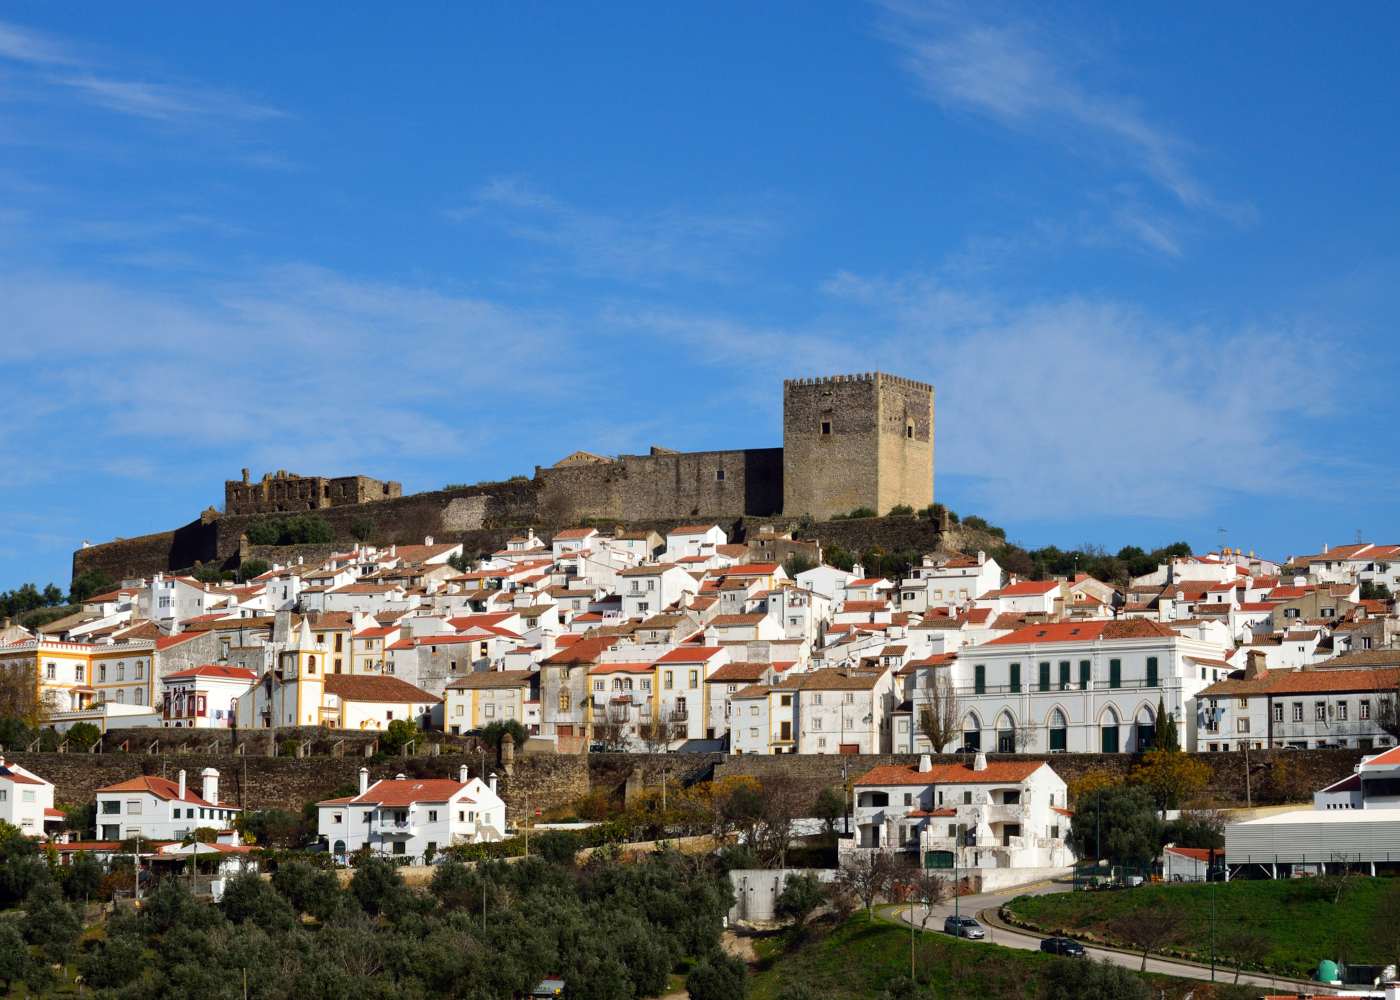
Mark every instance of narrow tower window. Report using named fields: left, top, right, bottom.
left=820, top=420, right=832, bottom=435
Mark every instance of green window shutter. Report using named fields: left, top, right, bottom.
left=1109, top=659, right=1122, bottom=689
left=1146, top=656, right=1159, bottom=688
left=974, top=664, right=986, bottom=695
left=1038, top=662, right=1051, bottom=691
left=1049, top=727, right=1067, bottom=752
left=1059, top=661, right=1071, bottom=690
left=1009, top=663, right=1021, bottom=694
left=1079, top=660, right=1091, bottom=689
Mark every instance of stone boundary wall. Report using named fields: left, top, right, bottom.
left=7, top=746, right=1361, bottom=822
left=714, top=748, right=1366, bottom=808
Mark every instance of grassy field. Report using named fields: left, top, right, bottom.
left=746, top=910, right=1245, bottom=1000
left=1005, top=877, right=1400, bottom=979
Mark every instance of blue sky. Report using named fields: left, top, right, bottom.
left=2, top=2, right=1398, bottom=590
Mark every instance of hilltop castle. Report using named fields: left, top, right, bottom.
left=76, top=372, right=935, bottom=581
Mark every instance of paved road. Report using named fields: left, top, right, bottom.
left=892, top=880, right=1313, bottom=994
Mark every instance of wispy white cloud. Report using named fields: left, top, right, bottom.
left=0, top=17, right=285, bottom=128
left=56, top=74, right=284, bottom=123
left=874, top=1, right=1251, bottom=254
left=0, top=20, right=81, bottom=67
left=450, top=177, right=778, bottom=284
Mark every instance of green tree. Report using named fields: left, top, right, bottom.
left=1152, top=696, right=1179, bottom=752
left=1040, top=957, right=1149, bottom=1000
left=812, top=785, right=845, bottom=844
left=476, top=718, right=528, bottom=764
left=1130, top=749, right=1210, bottom=817
left=775, top=872, right=825, bottom=935
left=78, top=931, right=146, bottom=990
left=62, top=849, right=104, bottom=901
left=64, top=720, right=102, bottom=750
left=380, top=718, right=421, bottom=754
left=23, top=879, right=82, bottom=965
left=236, top=808, right=307, bottom=848
left=1067, top=786, right=1162, bottom=868
left=68, top=569, right=115, bottom=604
left=686, top=951, right=747, bottom=1000
left=271, top=860, right=344, bottom=921
left=245, top=518, right=281, bottom=546
left=237, top=558, right=270, bottom=583
left=0, top=920, right=33, bottom=993
left=350, top=515, right=376, bottom=542
left=350, top=857, right=405, bottom=916
left=220, top=872, right=297, bottom=930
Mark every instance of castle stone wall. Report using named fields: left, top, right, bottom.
left=783, top=376, right=883, bottom=521
left=876, top=376, right=934, bottom=516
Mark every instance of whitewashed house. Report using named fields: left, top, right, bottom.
left=96, top=768, right=239, bottom=841
left=0, top=757, right=59, bottom=838
left=664, top=524, right=728, bottom=561
left=654, top=646, right=730, bottom=742
left=899, top=552, right=1001, bottom=613
left=952, top=619, right=1226, bottom=754
left=848, top=754, right=1072, bottom=886
left=317, top=766, right=506, bottom=862
left=617, top=565, right=698, bottom=619
left=1196, top=662, right=1400, bottom=752
left=160, top=664, right=257, bottom=728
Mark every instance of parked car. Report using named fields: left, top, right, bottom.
left=1040, top=937, right=1086, bottom=957
left=944, top=915, right=985, bottom=939
left=1124, top=875, right=1145, bottom=887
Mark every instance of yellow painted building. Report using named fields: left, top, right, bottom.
left=0, top=638, right=156, bottom=718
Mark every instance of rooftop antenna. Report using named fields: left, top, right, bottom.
left=1216, top=527, right=1227, bottom=556
left=1356, top=528, right=1364, bottom=545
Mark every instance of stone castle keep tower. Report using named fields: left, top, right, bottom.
left=782, top=372, right=934, bottom=521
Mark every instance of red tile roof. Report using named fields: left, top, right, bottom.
left=856, top=761, right=1046, bottom=786
left=322, top=675, right=440, bottom=703
left=986, top=618, right=1181, bottom=645
left=163, top=664, right=257, bottom=682
left=656, top=646, right=723, bottom=663
left=96, top=775, right=232, bottom=808
left=329, top=778, right=473, bottom=807
left=998, top=580, right=1059, bottom=596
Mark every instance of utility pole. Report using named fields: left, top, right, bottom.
left=523, top=793, right=530, bottom=858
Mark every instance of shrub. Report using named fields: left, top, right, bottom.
left=64, top=721, right=102, bottom=750
left=687, top=951, right=747, bottom=1000
left=847, top=507, right=877, bottom=519
left=888, top=504, right=914, bottom=517
left=237, top=558, right=270, bottom=583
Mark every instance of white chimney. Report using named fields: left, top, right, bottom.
left=918, top=754, right=932, bottom=773
left=459, top=765, right=469, bottom=783
left=424, top=535, right=434, bottom=546
left=395, top=772, right=406, bottom=781
left=540, top=630, right=557, bottom=657
left=1322, top=542, right=1329, bottom=554
left=488, top=772, right=498, bottom=795
left=201, top=767, right=219, bottom=806
left=852, top=563, right=865, bottom=579
left=177, top=769, right=187, bottom=800
left=358, top=767, right=369, bottom=795
left=972, top=752, right=988, bottom=772
left=977, top=550, right=986, bottom=566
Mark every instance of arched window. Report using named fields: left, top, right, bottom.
left=1135, top=705, right=1156, bottom=752
left=961, top=712, right=982, bottom=751
left=1100, top=707, right=1120, bottom=754
left=1048, top=708, right=1068, bottom=752
left=996, top=711, right=1017, bottom=754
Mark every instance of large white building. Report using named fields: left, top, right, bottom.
left=940, top=619, right=1228, bottom=754
left=1196, top=662, right=1400, bottom=752
left=316, top=766, right=506, bottom=862
left=1226, top=746, right=1400, bottom=877
left=0, top=757, right=58, bottom=838
left=848, top=754, right=1073, bottom=883
left=95, top=768, right=239, bottom=841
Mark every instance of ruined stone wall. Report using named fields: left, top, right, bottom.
left=224, top=471, right=403, bottom=517
left=537, top=448, right=782, bottom=524
left=214, top=480, right=544, bottom=563
left=71, top=518, right=219, bottom=585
